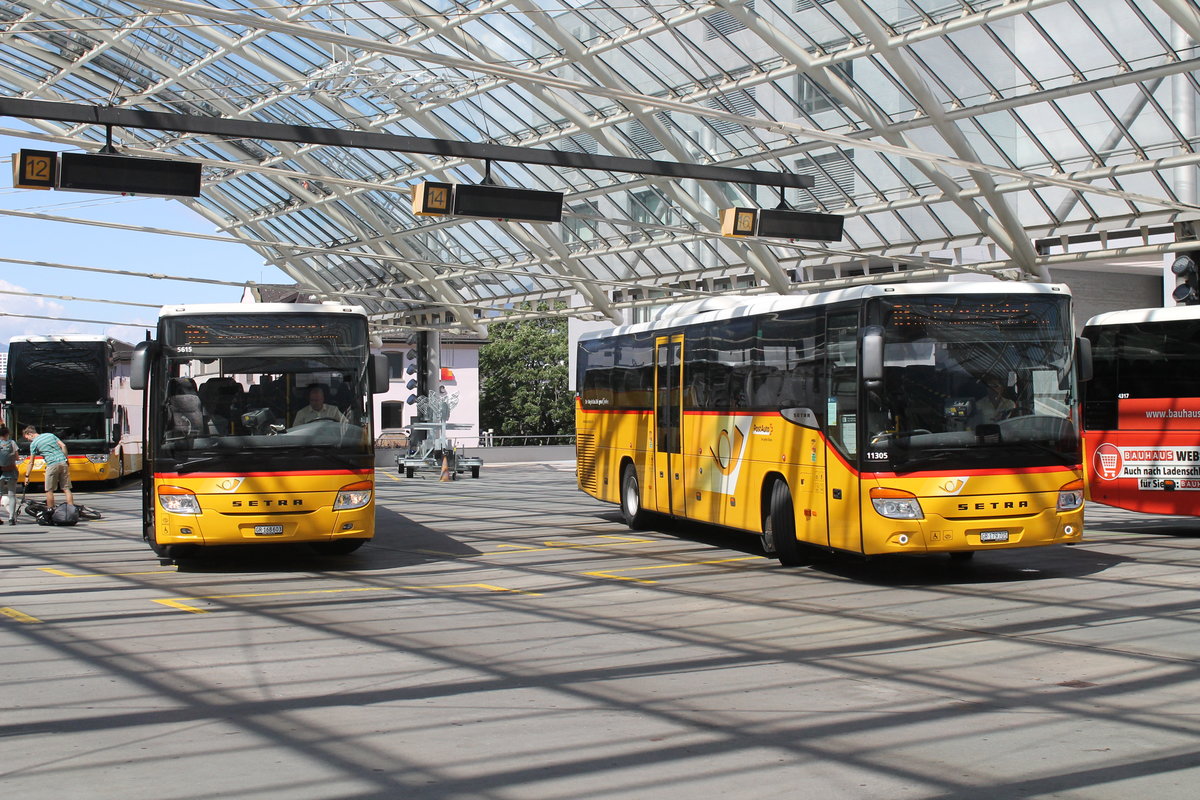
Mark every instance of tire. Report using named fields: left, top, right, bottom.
left=145, top=516, right=169, bottom=559
left=406, top=467, right=415, bottom=478
left=311, top=539, right=367, bottom=555
left=470, top=466, right=480, bottom=479
left=765, top=480, right=806, bottom=567
left=110, top=454, right=125, bottom=487
left=620, top=464, right=651, bottom=530
left=147, top=529, right=168, bottom=559
left=77, top=505, right=102, bottom=520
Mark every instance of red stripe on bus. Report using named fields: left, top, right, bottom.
left=577, top=407, right=652, bottom=414
left=862, top=464, right=1080, bottom=479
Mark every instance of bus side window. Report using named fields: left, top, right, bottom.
left=758, top=310, right=824, bottom=418
left=825, top=311, right=859, bottom=458
left=1082, top=329, right=1119, bottom=430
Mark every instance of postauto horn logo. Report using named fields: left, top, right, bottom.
left=1094, top=443, right=1123, bottom=481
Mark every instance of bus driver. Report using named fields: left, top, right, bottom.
left=973, top=375, right=1016, bottom=424
left=292, top=384, right=347, bottom=427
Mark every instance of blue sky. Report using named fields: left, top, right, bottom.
left=1, top=131, right=290, bottom=345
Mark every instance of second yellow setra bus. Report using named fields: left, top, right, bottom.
left=576, top=282, right=1087, bottom=565
left=131, top=303, right=388, bottom=563
left=6, top=335, right=143, bottom=484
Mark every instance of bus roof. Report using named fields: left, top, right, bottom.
left=157, top=302, right=367, bottom=318
left=578, top=281, right=1072, bottom=342
left=1084, top=305, right=1200, bottom=328
left=8, top=334, right=129, bottom=346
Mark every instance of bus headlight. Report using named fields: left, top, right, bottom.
left=86, top=454, right=110, bottom=463
left=1057, top=479, right=1084, bottom=512
left=158, top=486, right=201, bottom=515
left=870, top=487, right=924, bottom=520
left=334, top=480, right=373, bottom=511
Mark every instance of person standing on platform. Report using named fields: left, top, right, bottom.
left=22, top=425, right=75, bottom=513
left=0, top=426, right=19, bottom=525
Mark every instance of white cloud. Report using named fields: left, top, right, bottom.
left=0, top=277, right=82, bottom=342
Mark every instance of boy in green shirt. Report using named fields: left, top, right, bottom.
left=23, top=425, right=75, bottom=512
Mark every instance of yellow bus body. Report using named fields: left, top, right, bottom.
left=152, top=470, right=374, bottom=547
left=578, top=404, right=1083, bottom=556
left=17, top=453, right=135, bottom=484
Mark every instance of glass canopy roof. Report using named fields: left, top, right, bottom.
left=1, top=0, right=1197, bottom=333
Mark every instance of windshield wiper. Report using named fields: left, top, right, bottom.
left=175, top=456, right=223, bottom=473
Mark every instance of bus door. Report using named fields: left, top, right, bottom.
left=653, top=335, right=686, bottom=518
left=824, top=311, right=862, bottom=552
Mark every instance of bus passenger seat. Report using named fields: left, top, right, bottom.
left=167, top=378, right=206, bottom=437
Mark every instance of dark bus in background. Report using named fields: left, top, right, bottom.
left=131, top=303, right=387, bottom=562
left=5, top=334, right=142, bottom=483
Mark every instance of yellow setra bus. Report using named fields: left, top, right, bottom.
left=131, top=304, right=387, bottom=563
left=576, top=283, right=1087, bottom=565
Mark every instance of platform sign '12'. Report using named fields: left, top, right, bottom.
left=12, top=149, right=57, bottom=190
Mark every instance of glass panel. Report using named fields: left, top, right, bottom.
left=1084, top=317, right=1200, bottom=430
left=826, top=311, right=860, bottom=460
left=863, top=294, right=1078, bottom=471
left=154, top=314, right=372, bottom=468
left=656, top=341, right=681, bottom=454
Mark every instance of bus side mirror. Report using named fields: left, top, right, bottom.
left=1076, top=336, right=1093, bottom=383
left=862, top=326, right=884, bottom=388
left=370, top=353, right=389, bottom=394
left=130, top=340, right=158, bottom=391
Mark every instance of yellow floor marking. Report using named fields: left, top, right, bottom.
left=379, top=471, right=402, bottom=482
left=584, top=556, right=765, bottom=584
left=1, top=607, right=43, bottom=624
left=154, top=582, right=541, bottom=614
left=40, top=567, right=176, bottom=578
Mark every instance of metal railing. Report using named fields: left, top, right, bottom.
left=475, top=433, right=575, bottom=448
left=375, top=432, right=575, bottom=449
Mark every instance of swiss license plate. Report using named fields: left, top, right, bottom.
left=254, top=524, right=285, bottom=536
left=979, top=530, right=1009, bottom=543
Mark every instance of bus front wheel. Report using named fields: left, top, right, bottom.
left=765, top=480, right=806, bottom=567
left=620, top=465, right=650, bottom=530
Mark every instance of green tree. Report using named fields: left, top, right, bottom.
left=478, top=308, right=574, bottom=437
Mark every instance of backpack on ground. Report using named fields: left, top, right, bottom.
left=43, top=503, right=81, bottom=526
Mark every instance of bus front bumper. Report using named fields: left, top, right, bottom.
left=866, top=506, right=1084, bottom=555
left=156, top=504, right=375, bottom=546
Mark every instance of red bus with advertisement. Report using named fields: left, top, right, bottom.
left=1081, top=306, right=1200, bottom=515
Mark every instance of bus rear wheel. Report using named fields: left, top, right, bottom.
left=765, top=480, right=806, bottom=567
left=620, top=464, right=650, bottom=530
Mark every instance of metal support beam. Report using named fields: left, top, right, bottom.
left=0, top=98, right=813, bottom=190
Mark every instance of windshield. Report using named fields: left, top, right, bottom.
left=154, top=313, right=372, bottom=471
left=12, top=403, right=109, bottom=454
left=6, top=341, right=108, bottom=404
left=863, top=294, right=1079, bottom=472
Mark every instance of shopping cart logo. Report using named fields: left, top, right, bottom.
left=1094, top=443, right=1123, bottom=481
